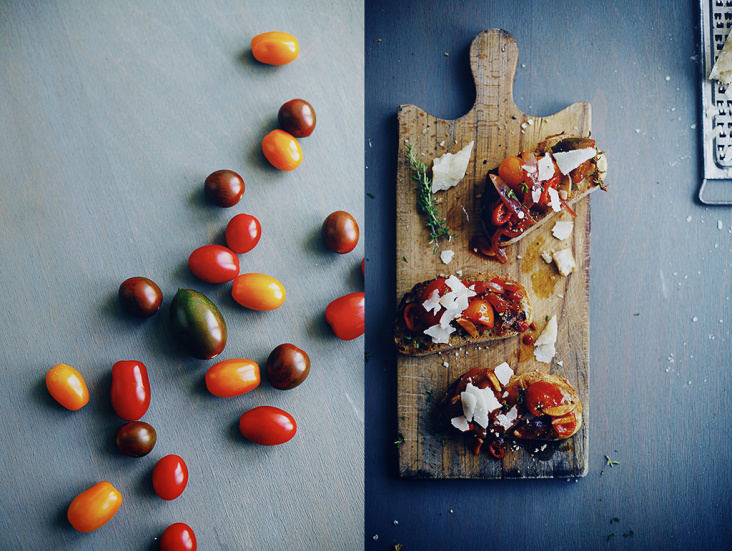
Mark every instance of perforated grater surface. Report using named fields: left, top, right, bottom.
left=700, top=0, right=732, bottom=204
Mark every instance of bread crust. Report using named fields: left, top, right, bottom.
left=394, top=272, right=532, bottom=356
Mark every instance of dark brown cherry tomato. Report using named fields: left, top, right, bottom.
left=188, top=244, right=240, bottom=284
left=322, top=210, right=359, bottom=254
left=325, top=292, right=364, bottom=340
left=525, top=381, right=563, bottom=417
left=152, top=454, right=188, bottom=501
left=225, top=213, right=262, bottom=254
left=277, top=99, right=316, bottom=138
left=118, top=277, right=162, bottom=317
left=110, top=360, right=151, bottom=421
left=266, top=343, right=310, bottom=390
left=204, top=169, right=244, bottom=208
left=239, top=406, right=297, bottom=445
left=160, top=522, right=197, bottom=551
left=115, top=421, right=157, bottom=458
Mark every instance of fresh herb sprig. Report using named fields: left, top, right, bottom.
left=405, top=145, right=458, bottom=250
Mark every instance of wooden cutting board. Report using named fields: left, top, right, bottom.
left=396, top=29, right=591, bottom=479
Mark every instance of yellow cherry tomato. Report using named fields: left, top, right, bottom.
left=498, top=155, right=525, bottom=186
left=232, top=273, right=286, bottom=311
left=46, top=363, right=89, bottom=411
left=251, top=31, right=299, bottom=65
left=67, top=481, right=123, bottom=532
left=205, top=358, right=261, bottom=398
left=262, top=129, right=303, bottom=171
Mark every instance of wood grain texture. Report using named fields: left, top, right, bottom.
left=0, top=2, right=363, bottom=549
left=395, top=30, right=591, bottom=478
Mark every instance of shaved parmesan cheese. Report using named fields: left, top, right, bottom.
left=495, top=406, right=518, bottom=430
left=422, top=289, right=441, bottom=315
left=553, top=148, right=596, bottom=176
left=711, top=32, right=732, bottom=86
left=548, top=187, right=562, bottom=212
left=450, top=415, right=470, bottom=432
left=461, top=390, right=477, bottom=421
left=432, top=141, right=474, bottom=193
left=534, top=315, right=557, bottom=363
left=424, top=323, right=455, bottom=344
left=541, top=252, right=553, bottom=263
left=493, top=362, right=514, bottom=386
left=552, top=248, right=577, bottom=276
left=461, top=383, right=502, bottom=429
left=440, top=249, right=454, bottom=264
left=552, top=220, right=573, bottom=240
left=537, top=154, right=554, bottom=181
left=531, top=187, right=542, bottom=203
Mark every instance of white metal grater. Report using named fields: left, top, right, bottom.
left=700, top=0, right=732, bottom=204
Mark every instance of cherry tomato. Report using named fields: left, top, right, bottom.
left=161, top=522, right=197, bottom=551
left=525, top=381, right=564, bottom=417
left=261, top=129, right=303, bottom=171
left=118, top=276, right=163, bottom=317
left=188, top=244, right=240, bottom=284
left=498, top=156, right=525, bottom=186
left=205, top=358, right=261, bottom=398
left=325, top=292, right=364, bottom=340
left=67, top=481, right=123, bottom=532
left=551, top=411, right=578, bottom=438
left=46, top=363, right=89, bottom=411
left=462, top=299, right=495, bottom=329
left=322, top=211, right=359, bottom=254
left=204, top=169, right=244, bottom=208
left=418, top=278, right=449, bottom=327
left=170, top=289, right=227, bottom=360
left=251, top=31, right=299, bottom=65
left=110, top=360, right=151, bottom=421
left=266, top=343, right=310, bottom=390
left=225, top=213, right=262, bottom=254
left=116, top=421, right=157, bottom=458
left=231, top=273, right=286, bottom=311
left=278, top=99, right=316, bottom=137
left=239, top=405, right=297, bottom=445
left=152, top=454, right=188, bottom=501
left=402, top=303, right=424, bottom=333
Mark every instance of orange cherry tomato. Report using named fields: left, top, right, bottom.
left=46, top=364, right=89, bottom=411
left=205, top=359, right=261, bottom=398
left=262, top=129, right=303, bottom=171
left=498, top=156, right=525, bottom=187
left=67, top=481, right=123, bottom=532
left=251, top=31, right=299, bottom=66
left=462, top=299, right=495, bottom=329
left=231, top=273, right=286, bottom=311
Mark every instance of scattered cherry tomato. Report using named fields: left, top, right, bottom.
left=225, top=213, right=262, bottom=254
left=169, top=288, right=227, bottom=360
left=325, top=292, right=364, bottom=340
left=266, top=343, right=310, bottom=390
left=152, top=454, right=188, bottom=501
left=204, top=169, right=244, bottom=208
left=322, top=210, right=359, bottom=254
left=118, top=276, right=163, bottom=317
left=188, top=244, right=240, bottom=284
left=160, top=522, right=197, bottom=551
left=525, top=381, right=563, bottom=417
left=231, top=273, right=286, bottom=311
left=498, top=156, right=525, bottom=187
left=110, top=360, right=151, bottom=421
left=251, top=31, right=299, bottom=65
left=239, top=405, right=297, bottom=445
left=205, top=358, right=261, bottom=397
left=278, top=99, right=316, bottom=137
left=46, top=363, right=89, bottom=411
left=67, top=481, right=123, bottom=532
left=261, top=129, right=303, bottom=171
left=116, top=420, right=157, bottom=458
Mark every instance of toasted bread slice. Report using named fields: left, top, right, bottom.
left=394, top=273, right=532, bottom=356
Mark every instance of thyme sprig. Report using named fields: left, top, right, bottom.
left=405, top=144, right=458, bottom=250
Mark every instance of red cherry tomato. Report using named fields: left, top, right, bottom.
left=239, top=405, right=297, bottom=445
left=325, top=292, right=364, bottom=340
left=152, top=454, right=188, bottom=500
left=278, top=99, right=316, bottom=137
left=111, top=360, right=151, bottom=421
left=67, top=481, right=123, bottom=532
left=225, top=213, right=262, bottom=254
left=161, top=522, right=197, bottom=551
left=205, top=358, right=261, bottom=398
left=498, top=156, right=525, bottom=187
left=525, top=381, right=564, bottom=417
left=322, top=210, right=359, bottom=254
left=118, top=276, right=163, bottom=317
left=188, top=245, right=240, bottom=284
left=417, top=278, right=449, bottom=327
left=204, top=169, right=244, bottom=208
left=403, top=303, right=424, bottom=333
left=251, top=31, right=299, bottom=66
left=462, top=299, right=495, bottom=329
left=46, top=363, right=89, bottom=411
left=261, top=129, right=302, bottom=171
left=551, top=411, right=578, bottom=438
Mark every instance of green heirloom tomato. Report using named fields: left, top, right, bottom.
left=170, top=289, right=227, bottom=360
